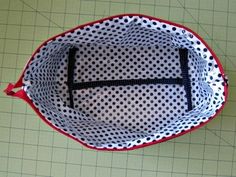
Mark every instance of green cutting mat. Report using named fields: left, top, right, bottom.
left=0, top=0, right=236, bottom=176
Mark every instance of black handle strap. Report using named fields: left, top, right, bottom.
left=72, top=78, right=183, bottom=90
left=179, top=48, right=192, bottom=111
left=67, top=47, right=192, bottom=111
left=67, top=47, right=78, bottom=109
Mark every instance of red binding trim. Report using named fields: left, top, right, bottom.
left=4, top=14, right=228, bottom=151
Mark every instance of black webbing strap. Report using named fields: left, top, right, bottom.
left=67, top=47, right=78, bottom=109
left=72, top=78, right=183, bottom=90
left=67, top=47, right=192, bottom=111
left=179, top=48, right=192, bottom=111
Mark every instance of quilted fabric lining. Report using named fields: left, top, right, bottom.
left=22, top=15, right=225, bottom=149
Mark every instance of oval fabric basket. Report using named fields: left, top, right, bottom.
left=4, top=14, right=228, bottom=151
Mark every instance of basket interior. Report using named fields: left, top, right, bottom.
left=23, top=15, right=225, bottom=149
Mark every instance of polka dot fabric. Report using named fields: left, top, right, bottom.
left=21, top=14, right=227, bottom=150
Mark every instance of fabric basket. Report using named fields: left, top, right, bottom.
left=4, top=14, right=228, bottom=151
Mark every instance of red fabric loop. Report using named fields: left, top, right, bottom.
left=4, top=83, right=28, bottom=100
left=4, top=83, right=15, bottom=96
